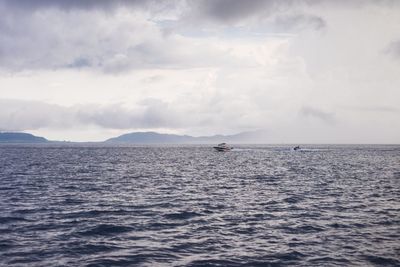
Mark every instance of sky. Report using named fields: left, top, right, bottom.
left=0, top=0, right=399, bottom=143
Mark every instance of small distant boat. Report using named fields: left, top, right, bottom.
left=293, top=145, right=301, bottom=151
left=213, top=143, right=233, bottom=152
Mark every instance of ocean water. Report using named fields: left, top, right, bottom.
left=0, top=144, right=399, bottom=267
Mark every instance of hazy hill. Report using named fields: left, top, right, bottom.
left=0, top=132, right=48, bottom=143
left=106, top=132, right=195, bottom=143
left=105, top=130, right=267, bottom=144
left=0, top=130, right=267, bottom=144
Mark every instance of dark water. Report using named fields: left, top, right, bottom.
left=0, top=145, right=399, bottom=266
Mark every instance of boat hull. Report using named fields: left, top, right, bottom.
left=213, top=147, right=232, bottom=152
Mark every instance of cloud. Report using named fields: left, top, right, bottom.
left=299, top=106, right=335, bottom=124
left=184, top=0, right=327, bottom=31
left=5, top=0, right=398, bottom=73
left=0, top=7, right=160, bottom=72
left=2, top=0, right=396, bottom=13
left=0, top=5, right=259, bottom=73
left=189, top=0, right=278, bottom=23
left=0, top=96, right=261, bottom=132
left=0, top=0, right=399, bottom=143
left=0, top=0, right=327, bottom=73
left=343, top=105, right=399, bottom=113
left=0, top=96, right=258, bottom=135
left=385, top=39, right=400, bottom=60
left=0, top=99, right=185, bottom=131
left=0, top=83, right=298, bottom=133
left=0, top=99, right=72, bottom=131
left=78, top=99, right=186, bottom=129
left=273, top=14, right=326, bottom=31
left=0, top=0, right=155, bottom=12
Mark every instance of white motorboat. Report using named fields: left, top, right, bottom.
left=213, top=143, right=232, bottom=152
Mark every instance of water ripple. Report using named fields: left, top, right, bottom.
left=0, top=144, right=399, bottom=266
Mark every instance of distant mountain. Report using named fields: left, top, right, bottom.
left=106, top=132, right=195, bottom=143
left=0, top=132, right=48, bottom=143
left=105, top=130, right=267, bottom=144
left=0, top=130, right=268, bottom=144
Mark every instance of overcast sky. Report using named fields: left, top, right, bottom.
left=0, top=0, right=399, bottom=143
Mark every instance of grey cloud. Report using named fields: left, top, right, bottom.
left=0, top=10, right=247, bottom=73
left=0, top=4, right=247, bottom=72
left=343, top=105, right=399, bottom=113
left=273, top=14, right=326, bottom=31
left=185, top=0, right=321, bottom=28
left=0, top=0, right=154, bottom=11
left=190, top=0, right=280, bottom=23
left=66, top=58, right=91, bottom=69
left=0, top=99, right=184, bottom=131
left=0, top=8, right=172, bottom=72
left=299, top=106, right=335, bottom=124
left=2, top=0, right=395, bottom=12
left=0, top=0, right=396, bottom=72
left=2, top=0, right=396, bottom=15
left=185, top=0, right=398, bottom=27
left=0, top=99, right=73, bottom=131
left=385, top=40, right=400, bottom=59
left=78, top=99, right=184, bottom=129
left=1, top=0, right=279, bottom=16
left=0, top=97, right=270, bottom=134
left=0, top=0, right=368, bottom=74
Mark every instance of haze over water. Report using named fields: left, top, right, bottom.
left=1, top=144, right=399, bottom=266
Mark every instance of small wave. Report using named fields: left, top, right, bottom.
left=186, top=259, right=245, bottom=267
left=308, top=256, right=351, bottom=264
left=0, top=187, right=13, bottom=191
left=164, top=211, right=202, bottom=220
left=253, top=175, right=280, bottom=182
left=283, top=196, right=303, bottom=204
left=0, top=240, right=16, bottom=250
left=276, top=250, right=306, bottom=261
left=65, top=209, right=130, bottom=219
left=364, top=255, right=400, bottom=266
left=281, top=224, right=325, bottom=234
left=77, top=224, right=134, bottom=236
left=328, top=222, right=351, bottom=229
left=0, top=216, right=31, bottom=223
left=62, top=198, right=85, bottom=205
left=69, top=243, right=124, bottom=255
left=86, top=257, right=145, bottom=267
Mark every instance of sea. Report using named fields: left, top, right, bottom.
left=0, top=144, right=399, bottom=266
